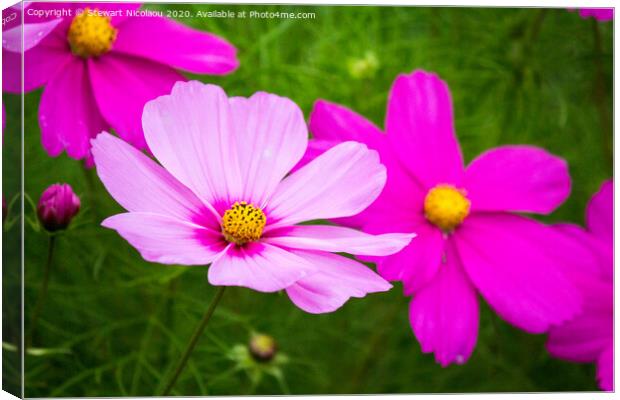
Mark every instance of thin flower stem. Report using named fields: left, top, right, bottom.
left=27, top=235, right=56, bottom=349
left=161, top=286, right=226, bottom=396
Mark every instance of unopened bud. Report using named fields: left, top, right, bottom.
left=37, top=184, right=80, bottom=232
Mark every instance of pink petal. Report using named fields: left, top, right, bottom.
left=264, top=225, right=414, bottom=256
left=546, top=310, right=612, bottom=363
left=464, top=146, right=570, bottom=214
left=142, top=81, right=243, bottom=211
left=597, top=345, right=614, bottom=391
left=266, top=141, right=386, bottom=229
left=2, top=18, right=62, bottom=52
left=102, top=212, right=226, bottom=265
left=208, top=242, right=315, bottom=292
left=385, top=70, right=464, bottom=188
left=586, top=180, right=613, bottom=243
left=38, top=57, right=107, bottom=160
left=285, top=250, right=391, bottom=314
left=113, top=16, right=238, bottom=74
left=229, top=92, right=308, bottom=207
left=291, top=139, right=336, bottom=173
left=4, top=28, right=71, bottom=93
left=579, top=8, right=614, bottom=22
left=88, top=53, right=185, bottom=151
left=553, top=223, right=613, bottom=282
left=308, top=99, right=384, bottom=147
left=409, top=241, right=479, bottom=367
left=91, top=132, right=218, bottom=229
left=455, top=214, right=582, bottom=333
left=376, top=222, right=445, bottom=295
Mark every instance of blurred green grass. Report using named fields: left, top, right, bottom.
left=2, top=4, right=612, bottom=396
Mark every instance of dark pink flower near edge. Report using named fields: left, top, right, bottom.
left=2, top=2, right=239, bottom=164
left=575, top=8, right=614, bottom=22
left=547, top=180, right=614, bottom=391
left=302, top=70, right=593, bottom=366
left=92, top=81, right=415, bottom=314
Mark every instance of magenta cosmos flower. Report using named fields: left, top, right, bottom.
left=91, top=81, right=414, bottom=313
left=546, top=180, right=613, bottom=391
left=302, top=70, right=587, bottom=365
left=2, top=2, right=238, bottom=164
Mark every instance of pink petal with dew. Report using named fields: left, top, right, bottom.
left=464, top=145, right=570, bottom=215
left=597, top=345, right=614, bottom=391
left=455, top=214, right=582, bottom=333
left=2, top=18, right=62, bottom=53
left=385, top=70, right=464, bottom=188
left=88, top=53, right=185, bottom=151
left=264, top=225, right=414, bottom=256
left=229, top=92, right=308, bottom=207
left=4, top=27, right=72, bottom=93
left=586, top=180, right=613, bottom=243
left=409, top=240, right=479, bottom=367
left=208, top=242, right=316, bottom=293
left=91, top=132, right=219, bottom=229
left=102, top=212, right=226, bottom=265
left=142, top=81, right=243, bottom=210
left=286, top=250, right=391, bottom=314
left=39, top=57, right=107, bottom=160
left=113, top=15, right=238, bottom=74
left=376, top=222, right=445, bottom=295
left=266, top=141, right=386, bottom=229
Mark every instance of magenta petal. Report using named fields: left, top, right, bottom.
left=455, top=214, right=582, bottom=333
left=143, top=81, right=243, bottom=210
left=229, top=92, right=308, bottom=207
left=264, top=225, right=414, bottom=256
left=91, top=132, right=217, bottom=228
left=266, top=141, right=386, bottom=228
left=546, top=311, right=612, bottom=363
left=597, top=345, right=614, bottom=391
left=586, top=180, right=613, bottom=243
left=377, top=222, right=444, bottom=294
left=385, top=70, right=464, bottom=188
left=4, top=28, right=71, bottom=93
left=88, top=53, right=185, bottom=151
left=291, top=139, right=336, bottom=172
left=409, top=241, right=479, bottom=367
left=208, top=243, right=316, bottom=293
left=102, top=212, right=226, bottom=265
left=579, top=8, right=614, bottom=22
left=113, top=16, right=238, bottom=74
left=286, top=250, right=391, bottom=314
left=39, top=58, right=107, bottom=160
left=464, top=145, right=570, bottom=214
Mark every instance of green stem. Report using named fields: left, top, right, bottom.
left=161, top=286, right=226, bottom=396
left=27, top=235, right=56, bottom=349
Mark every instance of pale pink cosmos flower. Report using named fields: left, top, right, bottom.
left=301, top=70, right=589, bottom=365
left=547, top=180, right=613, bottom=391
left=3, top=2, right=238, bottom=165
left=91, top=81, right=414, bottom=313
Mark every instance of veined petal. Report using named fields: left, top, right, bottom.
left=409, top=241, right=479, bottom=367
left=229, top=92, right=308, bottom=207
left=464, top=146, right=571, bottom=214
left=208, top=242, right=315, bottom=293
left=91, top=132, right=217, bottom=228
left=286, top=250, right=391, bottom=314
left=266, top=141, right=386, bottom=229
left=455, top=214, right=582, bottom=333
left=113, top=15, right=238, bottom=74
left=264, top=225, right=414, bottom=256
left=385, top=70, right=464, bottom=188
left=102, top=212, right=226, bottom=265
left=142, top=81, right=243, bottom=210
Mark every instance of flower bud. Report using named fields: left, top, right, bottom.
left=37, top=184, right=80, bottom=232
left=249, top=334, right=277, bottom=362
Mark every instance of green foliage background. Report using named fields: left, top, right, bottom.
left=2, top=4, right=613, bottom=396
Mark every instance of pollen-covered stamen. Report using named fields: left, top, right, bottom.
left=424, top=184, right=471, bottom=232
left=222, top=201, right=267, bottom=245
left=67, top=8, right=117, bottom=58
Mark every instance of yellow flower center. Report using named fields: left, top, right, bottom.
left=222, top=201, right=267, bottom=245
left=424, top=184, right=470, bottom=232
left=67, top=8, right=117, bottom=58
